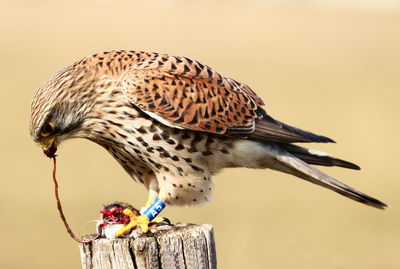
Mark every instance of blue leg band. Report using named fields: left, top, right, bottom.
left=142, top=198, right=166, bottom=221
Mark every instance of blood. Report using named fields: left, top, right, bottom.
left=96, top=206, right=131, bottom=234
left=100, top=208, right=131, bottom=224
left=51, top=157, right=101, bottom=244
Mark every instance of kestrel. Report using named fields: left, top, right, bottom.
left=30, top=50, right=386, bottom=236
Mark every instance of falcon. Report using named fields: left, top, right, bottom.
left=30, top=50, right=386, bottom=236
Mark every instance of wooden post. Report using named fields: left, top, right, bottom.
left=79, top=223, right=217, bottom=269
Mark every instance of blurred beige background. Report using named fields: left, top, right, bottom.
left=1, top=0, right=399, bottom=268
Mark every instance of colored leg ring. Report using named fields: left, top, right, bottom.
left=142, top=198, right=166, bottom=221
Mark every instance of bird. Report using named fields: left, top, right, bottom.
left=30, top=50, right=387, bottom=236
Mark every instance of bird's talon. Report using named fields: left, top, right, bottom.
left=115, top=214, right=150, bottom=236
left=150, top=217, right=171, bottom=226
left=151, top=217, right=165, bottom=223
left=122, top=208, right=137, bottom=218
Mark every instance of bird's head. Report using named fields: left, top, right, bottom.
left=30, top=64, right=98, bottom=158
left=100, top=202, right=138, bottom=225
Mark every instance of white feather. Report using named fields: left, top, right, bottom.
left=143, top=111, right=184, bottom=129
left=308, top=149, right=333, bottom=157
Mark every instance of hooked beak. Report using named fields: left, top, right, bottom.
left=41, top=137, right=57, bottom=158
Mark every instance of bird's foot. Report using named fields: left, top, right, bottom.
left=152, top=216, right=168, bottom=224
left=150, top=216, right=171, bottom=229
left=115, top=208, right=150, bottom=236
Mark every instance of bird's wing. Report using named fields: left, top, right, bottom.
left=120, top=55, right=264, bottom=135
left=120, top=55, right=333, bottom=143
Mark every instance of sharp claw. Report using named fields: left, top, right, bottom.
left=160, top=217, right=171, bottom=225
left=150, top=217, right=171, bottom=225
left=115, top=214, right=150, bottom=236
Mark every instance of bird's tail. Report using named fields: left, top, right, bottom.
left=280, top=144, right=361, bottom=170
left=266, top=144, right=387, bottom=209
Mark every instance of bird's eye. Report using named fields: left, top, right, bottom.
left=41, top=122, right=55, bottom=137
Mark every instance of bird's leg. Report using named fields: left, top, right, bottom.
left=140, top=190, right=158, bottom=213
left=115, top=197, right=166, bottom=236
left=140, top=191, right=166, bottom=224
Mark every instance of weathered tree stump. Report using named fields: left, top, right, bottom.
left=79, top=223, right=217, bottom=269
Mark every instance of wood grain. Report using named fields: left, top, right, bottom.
left=79, top=224, right=216, bottom=269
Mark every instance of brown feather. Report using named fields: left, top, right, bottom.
left=120, top=55, right=263, bottom=135
left=248, top=114, right=335, bottom=143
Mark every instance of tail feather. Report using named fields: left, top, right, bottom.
left=268, top=145, right=387, bottom=209
left=247, top=114, right=335, bottom=144
left=281, top=144, right=360, bottom=170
